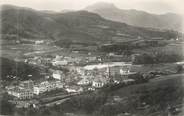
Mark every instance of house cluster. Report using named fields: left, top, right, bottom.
left=76, top=74, right=108, bottom=89
left=6, top=79, right=64, bottom=99
left=52, top=55, right=102, bottom=66
left=7, top=56, right=137, bottom=100
left=41, top=63, right=136, bottom=93
left=73, top=63, right=136, bottom=89
left=34, top=80, right=64, bottom=95
left=25, top=56, right=52, bottom=66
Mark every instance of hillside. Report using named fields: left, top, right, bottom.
left=1, top=5, right=178, bottom=47
left=0, top=57, right=44, bottom=82
left=85, top=2, right=182, bottom=31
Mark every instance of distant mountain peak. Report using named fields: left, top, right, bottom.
left=84, top=2, right=182, bottom=31
left=85, top=2, right=118, bottom=11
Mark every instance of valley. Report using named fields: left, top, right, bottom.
left=0, top=3, right=184, bottom=116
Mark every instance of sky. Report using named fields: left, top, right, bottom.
left=1, top=0, right=184, bottom=14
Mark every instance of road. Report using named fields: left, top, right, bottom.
left=40, top=93, right=79, bottom=107
left=44, top=98, right=70, bottom=107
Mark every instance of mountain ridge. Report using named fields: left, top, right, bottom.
left=1, top=4, right=178, bottom=47
left=85, top=2, right=182, bottom=31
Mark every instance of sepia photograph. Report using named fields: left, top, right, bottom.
left=0, top=0, right=184, bottom=116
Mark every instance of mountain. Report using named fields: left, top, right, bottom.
left=85, top=2, right=182, bottom=31
left=1, top=5, right=178, bottom=47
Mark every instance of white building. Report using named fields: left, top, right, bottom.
left=35, top=40, right=44, bottom=44
left=33, top=86, right=46, bottom=95
left=7, top=87, right=34, bottom=99
left=92, top=76, right=107, bottom=88
left=92, top=80, right=104, bottom=88
left=52, top=60, right=68, bottom=66
left=52, top=72, right=62, bottom=80
left=65, top=85, right=83, bottom=93
left=120, top=69, right=130, bottom=75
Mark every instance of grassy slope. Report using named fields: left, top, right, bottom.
left=111, top=74, right=184, bottom=116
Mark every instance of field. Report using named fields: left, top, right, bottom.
left=0, top=43, right=103, bottom=61
left=133, top=42, right=184, bottom=55
left=1, top=44, right=61, bottom=57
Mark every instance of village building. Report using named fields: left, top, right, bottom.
left=33, top=80, right=64, bottom=95
left=52, top=73, right=61, bottom=80
left=87, top=87, right=95, bottom=91
left=92, top=79, right=105, bottom=88
left=52, top=60, right=68, bottom=66
left=92, top=75, right=108, bottom=88
left=120, top=67, right=130, bottom=75
left=35, top=40, right=44, bottom=44
left=52, top=70, right=65, bottom=80
left=52, top=55, right=68, bottom=66
left=109, top=53, right=115, bottom=56
left=19, top=80, right=34, bottom=90
left=7, top=86, right=34, bottom=99
left=65, top=85, right=83, bottom=93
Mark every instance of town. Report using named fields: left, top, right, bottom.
left=4, top=53, right=139, bottom=107
left=1, top=2, right=184, bottom=116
